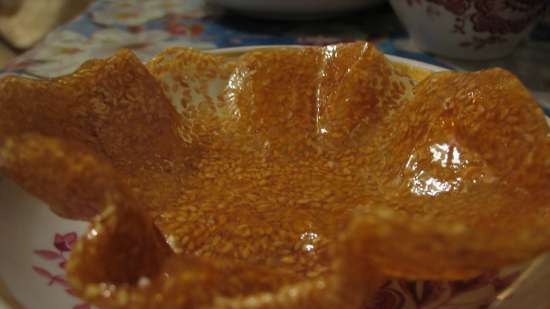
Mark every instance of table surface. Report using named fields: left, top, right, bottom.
left=0, top=0, right=549, bottom=114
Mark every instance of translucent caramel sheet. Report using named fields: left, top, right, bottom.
left=0, top=42, right=549, bottom=309
left=355, top=68, right=550, bottom=279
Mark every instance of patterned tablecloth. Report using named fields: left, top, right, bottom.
left=1, top=0, right=549, bottom=113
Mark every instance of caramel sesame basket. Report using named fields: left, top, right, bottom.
left=1, top=43, right=550, bottom=309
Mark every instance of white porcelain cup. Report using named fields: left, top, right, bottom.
left=390, top=0, right=547, bottom=60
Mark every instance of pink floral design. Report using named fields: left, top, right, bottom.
left=31, top=232, right=520, bottom=309
left=54, top=232, right=77, bottom=252
left=33, top=232, right=89, bottom=309
left=32, top=266, right=68, bottom=287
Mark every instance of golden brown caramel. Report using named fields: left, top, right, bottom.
left=156, top=148, right=369, bottom=278
left=350, top=68, right=550, bottom=279
left=0, top=42, right=549, bottom=309
left=146, top=44, right=415, bottom=281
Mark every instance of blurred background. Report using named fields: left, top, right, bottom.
left=0, top=0, right=548, bottom=112
left=0, top=0, right=94, bottom=66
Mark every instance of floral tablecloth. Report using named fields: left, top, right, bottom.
left=1, top=0, right=549, bottom=113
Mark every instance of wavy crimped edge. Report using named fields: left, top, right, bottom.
left=1, top=46, right=549, bottom=309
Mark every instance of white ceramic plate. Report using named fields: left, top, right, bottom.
left=1, top=46, right=549, bottom=309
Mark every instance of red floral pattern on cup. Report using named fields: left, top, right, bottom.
left=407, top=0, right=546, bottom=49
left=471, top=0, right=545, bottom=34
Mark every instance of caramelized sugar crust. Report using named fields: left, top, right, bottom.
left=0, top=42, right=548, bottom=309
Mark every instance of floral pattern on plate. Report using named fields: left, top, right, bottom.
left=28, top=229, right=521, bottom=309
left=32, top=232, right=89, bottom=309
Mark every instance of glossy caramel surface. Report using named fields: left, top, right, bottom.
left=0, top=42, right=549, bottom=309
